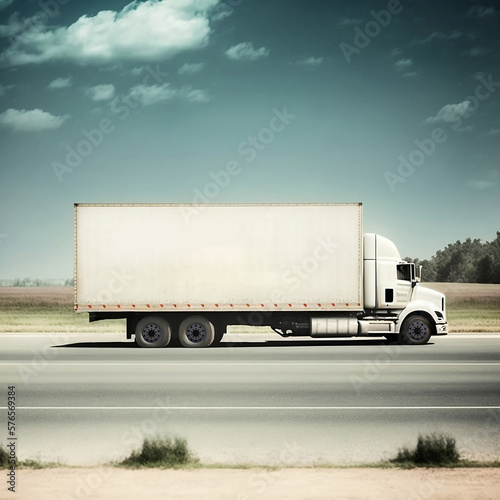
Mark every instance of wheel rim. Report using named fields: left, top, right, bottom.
left=186, top=323, right=206, bottom=343
left=142, top=323, right=162, bottom=344
left=407, top=320, right=428, bottom=342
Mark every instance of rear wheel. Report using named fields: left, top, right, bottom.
left=398, top=315, right=432, bottom=345
left=178, top=316, right=215, bottom=348
left=135, top=316, right=171, bottom=348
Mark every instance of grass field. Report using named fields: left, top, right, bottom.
left=424, top=283, right=500, bottom=332
left=0, top=287, right=124, bottom=332
left=0, top=284, right=498, bottom=333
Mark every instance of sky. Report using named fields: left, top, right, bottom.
left=0, top=0, right=499, bottom=279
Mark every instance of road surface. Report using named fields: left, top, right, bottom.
left=0, top=332, right=499, bottom=465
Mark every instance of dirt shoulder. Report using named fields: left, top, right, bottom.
left=6, top=467, right=500, bottom=500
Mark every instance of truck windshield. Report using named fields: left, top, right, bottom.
left=397, top=263, right=414, bottom=281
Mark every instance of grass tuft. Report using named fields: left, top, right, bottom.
left=119, top=437, right=198, bottom=469
left=391, top=433, right=460, bottom=467
left=0, top=446, right=9, bottom=468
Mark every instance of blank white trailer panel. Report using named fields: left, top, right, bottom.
left=75, top=204, right=362, bottom=312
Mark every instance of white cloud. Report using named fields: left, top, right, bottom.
left=0, top=13, right=24, bottom=37
left=225, top=42, right=270, bottom=61
left=47, top=77, right=72, bottom=90
left=402, top=71, right=417, bottom=78
left=391, top=48, right=403, bottom=57
left=425, top=101, right=473, bottom=124
left=394, top=58, right=413, bottom=71
left=0, top=0, right=14, bottom=11
left=130, top=67, right=144, bottom=76
left=1, top=0, right=218, bottom=66
left=338, top=18, right=362, bottom=26
left=178, top=62, right=205, bottom=75
left=124, top=83, right=210, bottom=107
left=463, top=47, right=488, bottom=57
left=126, top=83, right=178, bottom=106
left=487, top=128, right=500, bottom=136
left=86, top=84, right=116, bottom=101
left=466, top=180, right=495, bottom=190
left=415, top=31, right=462, bottom=44
left=0, top=83, right=14, bottom=96
left=0, top=108, right=68, bottom=132
left=212, top=9, right=232, bottom=21
left=468, top=5, right=496, bottom=18
left=296, top=57, right=323, bottom=68
left=179, top=87, right=211, bottom=103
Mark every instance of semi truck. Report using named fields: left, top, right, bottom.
left=74, top=203, right=448, bottom=347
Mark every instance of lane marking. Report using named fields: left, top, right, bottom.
left=1, top=362, right=500, bottom=367
left=5, top=406, right=500, bottom=410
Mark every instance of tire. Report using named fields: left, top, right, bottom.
left=135, top=316, right=171, bottom=348
left=178, top=316, right=215, bottom=348
left=398, top=315, right=432, bottom=345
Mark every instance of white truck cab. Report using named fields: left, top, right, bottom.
left=362, top=233, right=448, bottom=344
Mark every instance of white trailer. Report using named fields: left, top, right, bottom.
left=74, top=203, right=447, bottom=347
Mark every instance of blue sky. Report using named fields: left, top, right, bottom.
left=0, top=0, right=499, bottom=279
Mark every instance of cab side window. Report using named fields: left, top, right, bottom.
left=397, top=264, right=411, bottom=281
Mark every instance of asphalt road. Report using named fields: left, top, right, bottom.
left=0, top=332, right=499, bottom=465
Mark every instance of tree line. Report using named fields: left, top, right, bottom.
left=406, top=231, right=500, bottom=283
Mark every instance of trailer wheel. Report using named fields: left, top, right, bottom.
left=135, top=316, right=171, bottom=348
left=178, top=316, right=215, bottom=348
left=398, top=315, right=431, bottom=345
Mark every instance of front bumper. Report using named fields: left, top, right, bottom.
left=434, top=321, right=448, bottom=336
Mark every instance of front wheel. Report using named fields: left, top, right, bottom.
left=178, top=316, right=215, bottom=348
left=398, top=315, right=432, bottom=345
left=135, top=316, right=171, bottom=348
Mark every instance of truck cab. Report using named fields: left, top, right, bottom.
left=362, top=233, right=448, bottom=343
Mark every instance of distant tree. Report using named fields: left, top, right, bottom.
left=408, top=231, right=500, bottom=284
left=477, top=255, right=495, bottom=283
